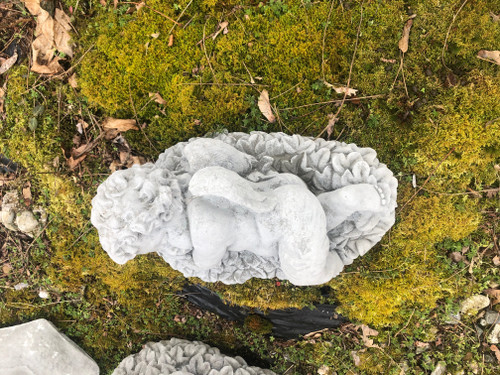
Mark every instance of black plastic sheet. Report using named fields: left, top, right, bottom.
left=182, top=284, right=346, bottom=339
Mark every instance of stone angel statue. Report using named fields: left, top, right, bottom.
left=91, top=132, right=397, bottom=286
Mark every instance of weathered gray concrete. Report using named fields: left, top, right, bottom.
left=0, top=319, right=99, bottom=375
left=92, top=132, right=397, bottom=285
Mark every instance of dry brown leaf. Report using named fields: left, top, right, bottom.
left=129, top=156, right=147, bottom=166
left=71, top=143, right=89, bottom=158
left=398, top=18, right=414, bottom=53
left=23, top=1, right=73, bottom=75
left=326, top=113, right=337, bottom=138
left=119, top=151, right=129, bottom=164
left=493, top=256, right=500, bottom=267
left=22, top=182, right=32, bottom=205
left=67, top=154, right=87, bottom=170
left=324, top=81, right=358, bottom=97
left=484, top=289, right=500, bottom=305
left=109, top=160, right=121, bottom=173
left=2, top=263, right=12, bottom=275
left=351, top=351, right=361, bottom=367
left=0, top=85, right=5, bottom=115
left=491, top=345, right=500, bottom=364
left=477, top=50, right=500, bottom=65
left=148, top=92, right=167, bottom=105
left=380, top=57, right=397, bottom=63
left=0, top=51, right=18, bottom=75
left=136, top=1, right=145, bottom=11
left=113, top=0, right=118, bottom=9
left=102, top=118, right=138, bottom=132
left=212, top=21, right=229, bottom=40
left=168, top=34, right=174, bottom=47
left=359, top=324, right=379, bottom=348
left=76, top=120, right=89, bottom=134
left=491, top=12, right=500, bottom=22
left=68, top=73, right=78, bottom=88
left=258, top=90, right=276, bottom=123
left=99, top=0, right=107, bottom=6
left=151, top=32, right=160, bottom=39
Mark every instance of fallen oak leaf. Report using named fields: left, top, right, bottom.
left=67, top=154, right=87, bottom=170
left=324, top=81, right=358, bottom=97
left=491, top=12, right=499, bottom=22
left=484, top=289, right=500, bottom=305
left=491, top=345, right=500, bottom=364
left=102, top=118, right=138, bottom=132
left=358, top=324, right=380, bottom=348
left=477, top=50, right=500, bottom=65
left=0, top=51, right=18, bottom=75
left=258, top=90, right=276, bottom=123
left=212, top=21, right=229, bottom=40
left=398, top=15, right=416, bottom=53
left=148, top=92, right=167, bottom=105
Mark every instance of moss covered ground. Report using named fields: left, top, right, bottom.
left=0, top=0, right=499, bottom=373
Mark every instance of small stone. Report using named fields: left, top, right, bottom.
left=487, top=324, right=500, bottom=344
left=431, top=361, right=447, bottom=375
left=449, top=252, right=463, bottom=262
left=460, top=295, right=490, bottom=316
left=484, top=310, right=500, bottom=325
left=445, top=311, right=461, bottom=324
left=0, top=319, right=99, bottom=375
left=39, top=289, right=50, bottom=299
left=14, top=282, right=29, bottom=290
left=15, top=210, right=40, bottom=234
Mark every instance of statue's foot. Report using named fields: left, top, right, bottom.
left=318, top=183, right=387, bottom=231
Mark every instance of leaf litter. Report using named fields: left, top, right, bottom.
left=258, top=90, right=276, bottom=123
left=23, top=0, right=73, bottom=75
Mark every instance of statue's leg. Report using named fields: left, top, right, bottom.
left=317, top=183, right=386, bottom=232
left=187, top=198, right=234, bottom=270
left=275, top=184, right=343, bottom=285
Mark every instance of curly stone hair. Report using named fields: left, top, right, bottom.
left=90, top=163, right=187, bottom=264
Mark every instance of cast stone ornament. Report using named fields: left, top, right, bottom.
left=0, top=319, right=99, bottom=375
left=112, top=337, right=276, bottom=375
left=91, top=132, right=398, bottom=286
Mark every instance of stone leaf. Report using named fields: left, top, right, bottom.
left=0, top=319, right=99, bottom=375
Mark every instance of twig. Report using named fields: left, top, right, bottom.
left=281, top=94, right=384, bottom=111
left=270, top=80, right=304, bottom=101
left=442, top=0, right=469, bottom=70
left=394, top=309, right=415, bottom=337
left=398, top=147, right=456, bottom=213
left=202, top=18, right=217, bottom=83
left=177, top=82, right=268, bottom=87
left=168, top=0, right=194, bottom=35
left=400, top=55, right=409, bottom=97
left=317, top=3, right=363, bottom=139
left=321, top=0, right=336, bottom=82
left=128, top=78, right=159, bottom=153
left=120, top=1, right=181, bottom=25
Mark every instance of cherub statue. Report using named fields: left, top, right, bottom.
left=91, top=132, right=397, bottom=286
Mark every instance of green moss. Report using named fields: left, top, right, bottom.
left=329, top=187, right=480, bottom=327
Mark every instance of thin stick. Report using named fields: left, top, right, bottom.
left=202, top=18, right=217, bottom=82
left=177, top=82, right=268, bottom=87
left=128, top=78, right=159, bottom=153
left=394, top=309, right=415, bottom=337
left=317, top=3, right=363, bottom=139
left=168, top=0, right=194, bottom=35
left=400, top=55, right=409, bottom=97
left=442, top=0, right=469, bottom=70
left=120, top=1, right=181, bottom=25
left=270, top=80, right=304, bottom=101
left=281, top=94, right=384, bottom=111
left=321, top=0, right=336, bottom=82
left=398, top=147, right=456, bottom=213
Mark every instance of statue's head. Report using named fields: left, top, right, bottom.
left=91, top=163, right=192, bottom=264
